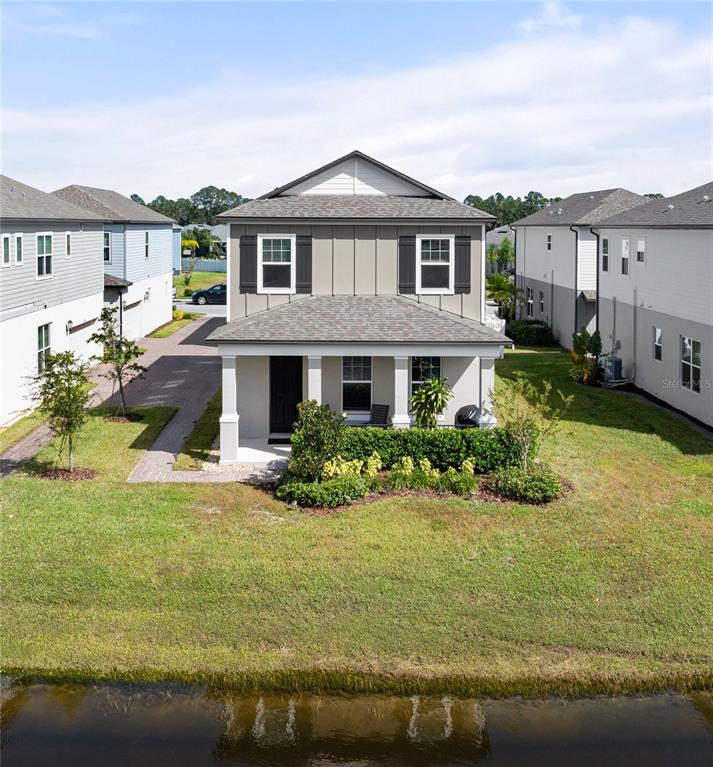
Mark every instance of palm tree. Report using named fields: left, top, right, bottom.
left=486, top=274, right=523, bottom=320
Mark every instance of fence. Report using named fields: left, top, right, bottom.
left=181, top=258, right=227, bottom=273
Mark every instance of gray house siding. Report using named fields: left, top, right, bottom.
left=104, top=223, right=126, bottom=277
left=228, top=223, right=483, bottom=322
left=0, top=221, right=104, bottom=317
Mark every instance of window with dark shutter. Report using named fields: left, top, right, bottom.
left=398, top=235, right=416, bottom=294
left=454, top=235, right=471, bottom=294
left=295, top=234, right=312, bottom=294
left=239, top=234, right=258, bottom=293
left=415, top=234, right=455, bottom=294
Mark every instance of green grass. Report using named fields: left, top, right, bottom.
left=174, top=388, right=221, bottom=470
left=0, top=410, right=46, bottom=454
left=150, top=317, right=197, bottom=338
left=173, top=270, right=226, bottom=295
left=1, top=348, right=712, bottom=696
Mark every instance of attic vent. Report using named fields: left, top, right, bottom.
left=557, top=208, right=563, bottom=215
left=667, top=204, right=674, bottom=210
left=549, top=210, right=554, bottom=215
left=21, top=192, right=27, bottom=198
left=703, top=195, right=710, bottom=202
left=9, top=186, right=14, bottom=193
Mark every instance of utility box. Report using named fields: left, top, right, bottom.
left=602, top=356, right=623, bottom=382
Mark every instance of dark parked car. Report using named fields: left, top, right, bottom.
left=192, top=283, right=227, bottom=305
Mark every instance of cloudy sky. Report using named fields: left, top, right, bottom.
left=2, top=1, right=712, bottom=201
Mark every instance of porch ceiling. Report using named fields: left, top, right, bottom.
left=207, top=295, right=510, bottom=346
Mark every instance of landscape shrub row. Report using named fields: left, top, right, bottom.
left=505, top=319, right=555, bottom=346
left=340, top=426, right=536, bottom=473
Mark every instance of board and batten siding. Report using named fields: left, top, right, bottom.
left=228, top=223, right=484, bottom=322
left=0, top=221, right=104, bottom=317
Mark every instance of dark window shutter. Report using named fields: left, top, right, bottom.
left=454, top=235, right=471, bottom=294
left=398, top=235, right=416, bottom=294
left=295, top=235, right=312, bottom=294
left=239, top=235, right=257, bottom=293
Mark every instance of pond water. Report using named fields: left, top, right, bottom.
left=1, top=681, right=712, bottom=766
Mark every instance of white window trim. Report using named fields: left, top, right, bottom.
left=257, top=233, right=296, bottom=295
left=144, top=231, right=150, bottom=259
left=681, top=336, right=702, bottom=395
left=526, top=287, right=534, bottom=318
left=601, top=237, right=609, bottom=272
left=539, top=290, right=545, bottom=314
left=653, top=326, right=662, bottom=363
left=65, top=231, right=72, bottom=259
left=36, top=232, right=53, bottom=280
left=415, top=233, right=455, bottom=296
left=1, top=234, right=10, bottom=267
left=103, top=231, right=112, bottom=264
left=15, top=233, right=23, bottom=265
left=546, top=233, right=552, bottom=252
left=37, top=322, right=51, bottom=373
left=410, top=356, right=442, bottom=398
left=636, top=237, right=646, bottom=264
left=620, top=237, right=630, bottom=278
left=341, top=355, right=372, bottom=414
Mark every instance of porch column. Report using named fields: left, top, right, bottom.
left=219, top=355, right=240, bottom=464
left=306, top=356, right=322, bottom=404
left=392, top=355, right=410, bottom=428
left=478, top=357, right=497, bottom=428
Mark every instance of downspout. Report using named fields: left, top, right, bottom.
left=589, top=227, right=600, bottom=335
left=569, top=225, right=579, bottom=337
left=119, top=287, right=126, bottom=339
left=512, top=226, right=518, bottom=319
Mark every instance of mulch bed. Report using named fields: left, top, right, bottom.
left=40, top=468, right=97, bottom=481
left=104, top=413, right=144, bottom=424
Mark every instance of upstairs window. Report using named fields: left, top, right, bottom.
left=411, top=356, right=441, bottom=397
left=144, top=231, right=150, bottom=258
left=681, top=337, right=701, bottom=394
left=37, top=234, right=53, bottom=277
left=65, top=232, right=72, bottom=258
left=2, top=235, right=9, bottom=266
left=546, top=233, right=552, bottom=252
left=526, top=287, right=533, bottom=317
left=601, top=238, right=609, bottom=272
left=37, top=323, right=51, bottom=372
left=621, top=238, right=629, bottom=276
left=103, top=232, right=112, bottom=262
left=342, top=356, right=371, bottom=411
left=653, top=327, right=662, bottom=362
left=636, top=238, right=646, bottom=263
left=15, top=234, right=23, bottom=265
left=539, top=290, right=545, bottom=313
left=258, top=234, right=295, bottom=294
left=416, top=235, right=454, bottom=294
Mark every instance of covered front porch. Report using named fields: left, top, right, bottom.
left=206, top=296, right=509, bottom=465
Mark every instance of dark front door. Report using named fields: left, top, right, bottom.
left=270, top=356, right=303, bottom=433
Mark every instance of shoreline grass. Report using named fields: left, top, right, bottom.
left=174, top=388, right=221, bottom=470
left=2, top=348, right=711, bottom=698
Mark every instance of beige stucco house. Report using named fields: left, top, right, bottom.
left=207, top=151, right=510, bottom=464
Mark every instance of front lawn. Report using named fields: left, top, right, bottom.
left=1, top=348, right=711, bottom=696
left=173, top=270, right=225, bottom=296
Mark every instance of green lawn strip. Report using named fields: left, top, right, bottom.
left=0, top=410, right=46, bottom=454
left=174, top=388, right=222, bottom=470
left=173, top=270, right=225, bottom=297
left=150, top=318, right=194, bottom=338
left=1, top=348, right=712, bottom=696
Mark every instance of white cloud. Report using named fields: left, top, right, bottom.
left=4, top=4, right=143, bottom=40
left=2, top=12, right=711, bottom=200
left=519, top=2, right=583, bottom=33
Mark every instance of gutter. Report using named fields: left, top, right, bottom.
left=569, top=225, right=579, bottom=337
left=589, top=227, right=600, bottom=335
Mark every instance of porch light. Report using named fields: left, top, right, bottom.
left=65, top=320, right=73, bottom=335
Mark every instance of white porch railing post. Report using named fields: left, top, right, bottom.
left=219, top=355, right=240, bottom=464
left=307, top=356, right=322, bottom=404
left=478, top=357, right=497, bottom=428
left=392, top=356, right=410, bottom=428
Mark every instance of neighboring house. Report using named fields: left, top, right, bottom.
left=595, top=182, right=713, bottom=427
left=0, top=175, right=105, bottom=425
left=207, top=150, right=509, bottom=464
left=485, top=225, right=514, bottom=275
left=172, top=224, right=182, bottom=274
left=512, top=189, right=646, bottom=349
left=52, top=185, right=174, bottom=340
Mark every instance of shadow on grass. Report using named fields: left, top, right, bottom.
left=499, top=347, right=713, bottom=457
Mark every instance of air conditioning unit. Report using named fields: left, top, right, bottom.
left=602, top=356, right=623, bottom=382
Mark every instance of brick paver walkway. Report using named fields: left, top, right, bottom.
left=1, top=316, right=281, bottom=483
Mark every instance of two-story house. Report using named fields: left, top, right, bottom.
left=512, top=189, right=646, bottom=349
left=0, top=176, right=105, bottom=424
left=52, top=185, right=174, bottom=340
left=595, top=182, right=713, bottom=427
left=206, top=150, right=509, bottom=464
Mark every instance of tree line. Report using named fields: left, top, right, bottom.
left=130, top=186, right=252, bottom=225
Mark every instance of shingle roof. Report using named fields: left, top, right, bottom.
left=598, top=182, right=713, bottom=227
left=52, top=185, right=175, bottom=224
left=217, top=195, right=493, bottom=221
left=207, top=295, right=508, bottom=345
left=104, top=274, right=132, bottom=289
left=1, top=175, right=104, bottom=221
left=511, top=188, right=647, bottom=227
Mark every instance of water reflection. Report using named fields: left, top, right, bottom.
left=1, top=679, right=712, bottom=767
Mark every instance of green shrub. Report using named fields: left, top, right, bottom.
left=386, top=456, right=440, bottom=491
left=183, top=287, right=194, bottom=297
left=505, top=319, right=555, bottom=346
left=436, top=459, right=478, bottom=496
left=172, top=309, right=185, bottom=321
left=490, top=464, right=563, bottom=504
left=341, top=427, right=531, bottom=473
left=409, top=376, right=453, bottom=428
left=276, top=474, right=368, bottom=508
left=288, top=400, right=345, bottom=482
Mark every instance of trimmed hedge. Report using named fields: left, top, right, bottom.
left=490, top=464, right=562, bottom=504
left=341, top=426, right=534, bottom=473
left=505, top=319, right=555, bottom=346
left=276, top=474, right=368, bottom=508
